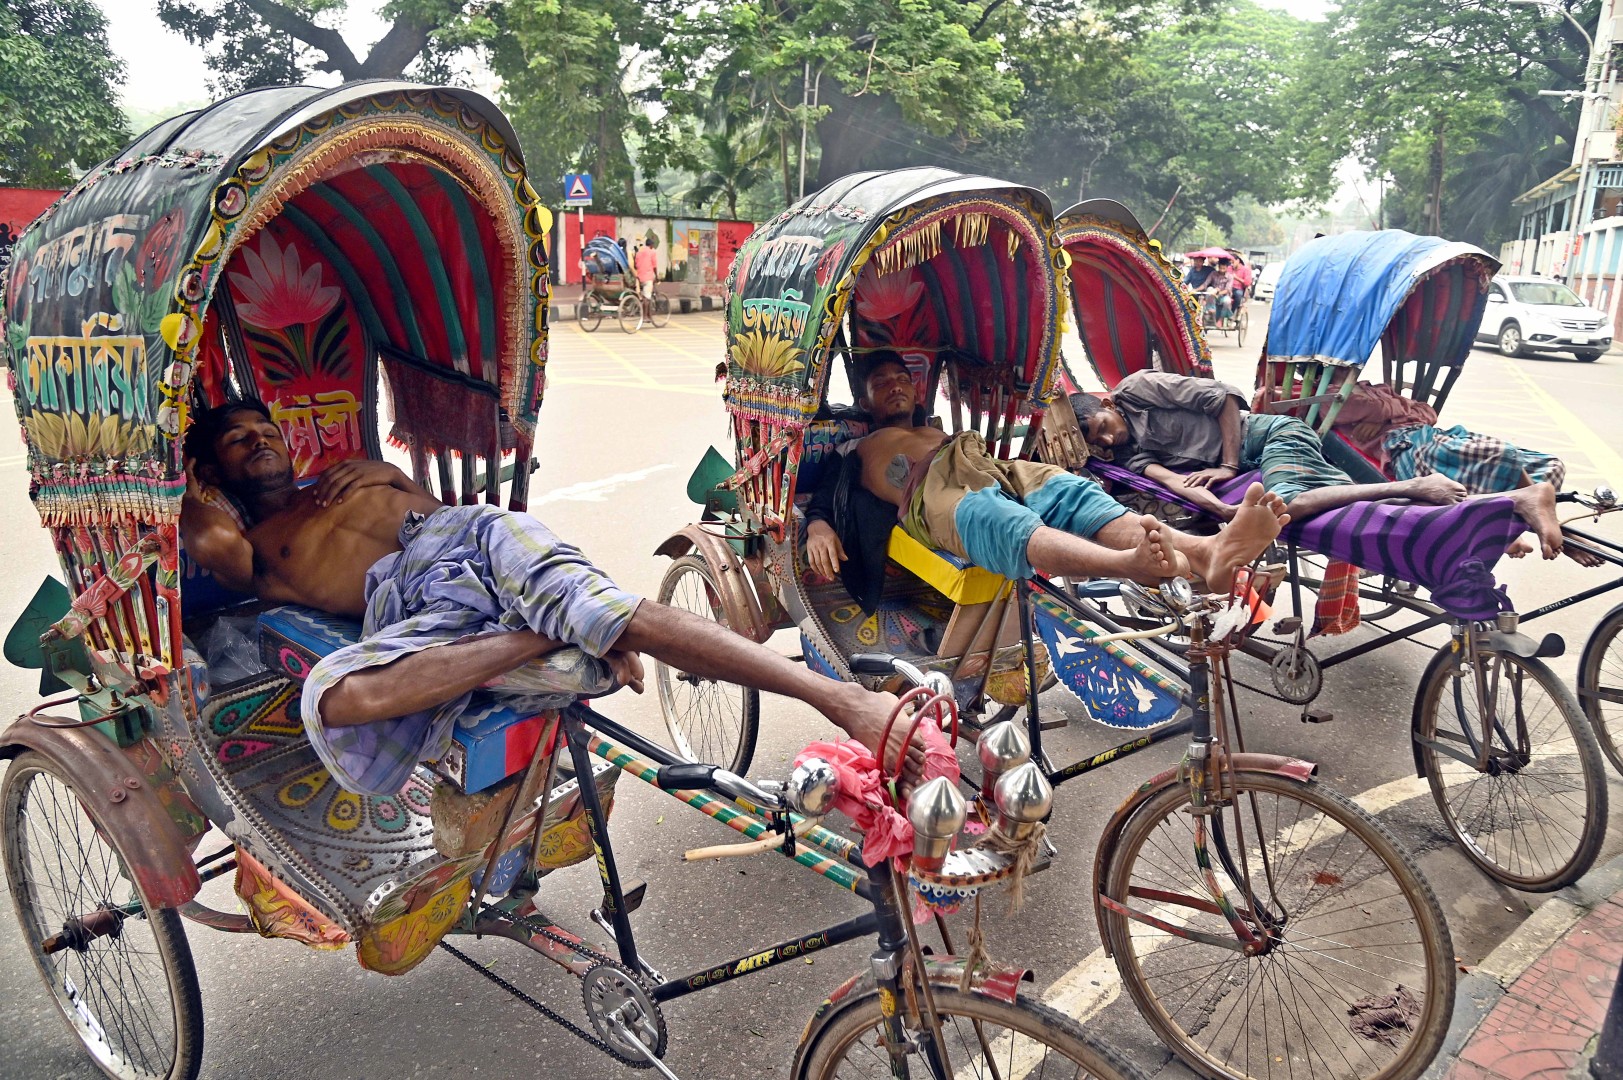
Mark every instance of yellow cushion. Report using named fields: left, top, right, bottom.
left=886, top=527, right=1009, bottom=606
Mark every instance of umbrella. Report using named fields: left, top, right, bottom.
left=1184, top=246, right=1234, bottom=260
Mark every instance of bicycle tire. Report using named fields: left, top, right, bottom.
left=578, top=300, right=602, bottom=333
left=650, top=294, right=671, bottom=328
left=654, top=555, right=760, bottom=773
left=1236, top=307, right=1248, bottom=348
left=618, top=293, right=643, bottom=333
left=3, top=751, right=204, bottom=1080
left=794, top=984, right=1146, bottom=1079
left=1414, top=644, right=1606, bottom=891
left=1099, top=769, right=1453, bottom=1080
left=1577, top=602, right=1623, bottom=775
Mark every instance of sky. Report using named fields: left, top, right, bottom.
left=101, top=0, right=1337, bottom=115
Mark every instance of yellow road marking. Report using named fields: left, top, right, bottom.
left=561, top=322, right=659, bottom=386
left=1497, top=359, right=1623, bottom=485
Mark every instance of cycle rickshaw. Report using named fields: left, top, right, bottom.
left=0, top=85, right=1130, bottom=1080
left=1060, top=221, right=1612, bottom=894
left=657, top=175, right=1456, bottom=1080
left=577, top=236, right=664, bottom=332
left=1183, top=245, right=1248, bottom=347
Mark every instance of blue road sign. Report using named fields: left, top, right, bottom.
left=563, top=173, right=594, bottom=207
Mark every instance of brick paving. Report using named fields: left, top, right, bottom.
left=1445, top=897, right=1623, bottom=1079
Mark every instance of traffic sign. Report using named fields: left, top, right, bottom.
left=563, top=173, right=593, bottom=207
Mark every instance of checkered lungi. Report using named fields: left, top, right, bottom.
left=1384, top=424, right=1565, bottom=494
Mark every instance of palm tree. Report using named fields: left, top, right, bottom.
left=682, top=125, right=771, bottom=219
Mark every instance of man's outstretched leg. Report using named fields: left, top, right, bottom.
left=1026, top=482, right=1289, bottom=588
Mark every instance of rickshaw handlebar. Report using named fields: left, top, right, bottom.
left=654, top=762, right=787, bottom=812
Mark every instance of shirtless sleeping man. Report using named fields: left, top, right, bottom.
left=804, top=351, right=1288, bottom=608
left=181, top=399, right=915, bottom=795
left=1072, top=370, right=1569, bottom=560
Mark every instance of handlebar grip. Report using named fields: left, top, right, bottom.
left=848, top=653, right=899, bottom=676
left=655, top=763, right=718, bottom=791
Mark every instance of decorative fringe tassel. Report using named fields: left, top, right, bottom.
left=976, top=820, right=1047, bottom=913
left=952, top=212, right=990, bottom=251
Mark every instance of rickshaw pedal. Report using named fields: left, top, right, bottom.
left=593, top=880, right=648, bottom=924
left=1273, top=616, right=1302, bottom=634
left=1300, top=708, right=1334, bottom=724
left=1038, top=715, right=1070, bottom=731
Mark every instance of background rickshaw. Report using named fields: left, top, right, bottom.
left=576, top=236, right=652, bottom=332
left=0, top=86, right=1130, bottom=1080
left=657, top=176, right=1456, bottom=1080
left=1056, top=221, right=1610, bottom=893
left=1183, top=244, right=1248, bottom=345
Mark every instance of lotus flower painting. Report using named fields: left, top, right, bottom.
left=229, top=233, right=341, bottom=330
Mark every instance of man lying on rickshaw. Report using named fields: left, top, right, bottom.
left=802, top=351, right=1289, bottom=605
left=1070, top=370, right=1568, bottom=559
left=179, top=400, right=927, bottom=795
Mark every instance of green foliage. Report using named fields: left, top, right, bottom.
left=0, top=0, right=131, bottom=186
left=1301, top=0, right=1594, bottom=246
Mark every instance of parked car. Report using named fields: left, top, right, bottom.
left=1253, top=261, right=1285, bottom=302
left=1478, top=275, right=1612, bottom=362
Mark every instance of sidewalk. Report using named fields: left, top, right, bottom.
left=1424, top=855, right=1623, bottom=1080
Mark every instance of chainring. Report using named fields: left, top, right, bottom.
left=582, top=961, right=668, bottom=1067
left=1269, top=644, right=1323, bottom=705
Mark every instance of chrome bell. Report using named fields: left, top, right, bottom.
left=992, top=762, right=1053, bottom=843
left=922, top=669, right=955, bottom=703
left=976, top=720, right=1031, bottom=796
left=784, top=757, right=838, bottom=818
left=1596, top=485, right=1617, bottom=508
left=1160, top=576, right=1196, bottom=612
left=907, top=776, right=967, bottom=872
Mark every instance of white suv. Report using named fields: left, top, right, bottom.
left=1478, top=275, right=1612, bottom=362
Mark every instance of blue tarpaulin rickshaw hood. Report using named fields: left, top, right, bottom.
left=1265, top=230, right=1499, bottom=368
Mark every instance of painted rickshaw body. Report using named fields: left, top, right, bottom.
left=1055, top=219, right=1611, bottom=894
left=0, top=82, right=574, bottom=1078
left=657, top=167, right=1074, bottom=751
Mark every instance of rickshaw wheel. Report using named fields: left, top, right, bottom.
left=650, top=294, right=671, bottom=328
left=2, top=751, right=203, bottom=1080
left=1577, top=602, right=1623, bottom=775
left=578, top=300, right=603, bottom=333
left=655, top=555, right=760, bottom=773
left=1235, top=307, right=1248, bottom=347
left=1414, top=645, right=1606, bottom=891
left=618, top=294, right=644, bottom=334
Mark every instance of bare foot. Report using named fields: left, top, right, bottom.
left=1508, top=536, right=1533, bottom=558
left=1175, top=483, right=1289, bottom=589
left=1120, top=514, right=1192, bottom=584
left=1565, top=542, right=1606, bottom=568
left=1504, top=482, right=1564, bottom=559
left=1405, top=474, right=1468, bottom=506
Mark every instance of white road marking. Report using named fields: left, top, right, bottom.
left=528, top=463, right=677, bottom=507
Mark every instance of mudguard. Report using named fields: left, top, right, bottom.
left=0, top=716, right=201, bottom=909
left=1089, top=753, right=1318, bottom=953
left=654, top=524, right=772, bottom=643
left=794, top=958, right=1035, bottom=1065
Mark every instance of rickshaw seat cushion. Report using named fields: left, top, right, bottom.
left=255, top=605, right=562, bottom=793
left=885, top=527, right=1009, bottom=605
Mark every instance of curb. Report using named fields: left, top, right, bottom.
left=1420, top=854, right=1623, bottom=1079
left=547, top=295, right=720, bottom=322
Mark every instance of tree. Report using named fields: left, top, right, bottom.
left=1301, top=0, right=1594, bottom=246
left=155, top=0, right=483, bottom=93
left=0, top=0, right=131, bottom=186
left=681, top=124, right=772, bottom=219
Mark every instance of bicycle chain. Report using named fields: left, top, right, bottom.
left=437, top=940, right=616, bottom=1057
left=435, top=902, right=645, bottom=1063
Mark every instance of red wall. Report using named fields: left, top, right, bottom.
left=0, top=187, right=63, bottom=234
